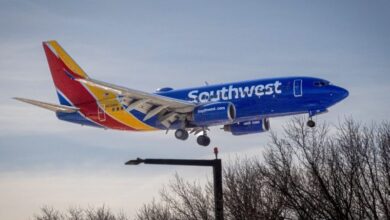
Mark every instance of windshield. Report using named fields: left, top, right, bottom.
left=313, top=80, right=330, bottom=87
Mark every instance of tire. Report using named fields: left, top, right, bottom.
left=197, top=135, right=211, bottom=147
left=307, top=120, right=316, bottom=128
left=175, top=129, right=189, bottom=140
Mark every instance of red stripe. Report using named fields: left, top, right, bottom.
left=43, top=43, right=135, bottom=131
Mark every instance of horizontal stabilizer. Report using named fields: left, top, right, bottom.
left=13, top=97, right=79, bottom=113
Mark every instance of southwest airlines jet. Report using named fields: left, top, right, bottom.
left=15, top=41, right=349, bottom=146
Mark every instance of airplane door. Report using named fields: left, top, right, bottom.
left=98, top=104, right=106, bottom=122
left=294, top=79, right=303, bottom=97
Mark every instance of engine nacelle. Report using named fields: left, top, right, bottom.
left=224, top=118, right=270, bottom=135
left=192, top=102, right=236, bottom=126
left=156, top=87, right=174, bottom=92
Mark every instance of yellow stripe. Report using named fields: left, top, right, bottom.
left=86, top=85, right=157, bottom=131
left=47, top=41, right=156, bottom=131
left=47, top=41, right=88, bottom=78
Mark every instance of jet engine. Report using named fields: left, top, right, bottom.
left=223, top=118, right=270, bottom=135
left=191, top=102, right=236, bottom=126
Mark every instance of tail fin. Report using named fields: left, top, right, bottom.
left=43, top=41, right=95, bottom=106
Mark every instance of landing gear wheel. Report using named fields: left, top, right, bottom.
left=197, top=135, right=211, bottom=147
left=175, top=129, right=189, bottom=140
left=307, top=119, right=316, bottom=128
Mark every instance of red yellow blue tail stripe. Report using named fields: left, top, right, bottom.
left=43, top=41, right=140, bottom=130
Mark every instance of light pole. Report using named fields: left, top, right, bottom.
left=125, top=147, right=224, bottom=220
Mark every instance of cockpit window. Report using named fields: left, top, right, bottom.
left=313, top=81, right=330, bottom=87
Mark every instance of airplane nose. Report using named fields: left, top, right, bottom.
left=340, top=87, right=349, bottom=99
left=331, top=86, right=349, bottom=101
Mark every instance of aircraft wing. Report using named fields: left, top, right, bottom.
left=13, top=97, right=79, bottom=113
left=76, top=78, right=196, bottom=127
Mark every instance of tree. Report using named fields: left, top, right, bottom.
left=223, top=158, right=286, bottom=220
left=33, top=206, right=129, bottom=220
left=135, top=199, right=175, bottom=220
left=137, top=118, right=390, bottom=220
left=137, top=174, right=214, bottom=220
left=33, top=118, right=390, bottom=220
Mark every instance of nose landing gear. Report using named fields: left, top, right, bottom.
left=307, top=118, right=316, bottom=128
left=307, top=109, right=328, bottom=128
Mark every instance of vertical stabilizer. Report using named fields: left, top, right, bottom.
left=43, top=41, right=94, bottom=106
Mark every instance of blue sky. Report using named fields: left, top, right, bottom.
left=0, top=1, right=389, bottom=219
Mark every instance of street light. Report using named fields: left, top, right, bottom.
left=125, top=157, right=144, bottom=165
left=125, top=147, right=224, bottom=220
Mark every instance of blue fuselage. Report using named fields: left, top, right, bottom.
left=56, top=76, right=348, bottom=130
left=157, top=76, right=348, bottom=127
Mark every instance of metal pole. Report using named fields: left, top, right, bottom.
left=125, top=155, right=224, bottom=220
left=213, top=159, right=224, bottom=220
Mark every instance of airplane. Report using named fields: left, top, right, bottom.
left=14, top=41, right=349, bottom=146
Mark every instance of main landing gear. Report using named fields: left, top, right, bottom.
left=197, top=134, right=211, bottom=147
left=174, top=128, right=211, bottom=147
left=175, top=128, right=189, bottom=140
